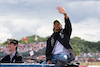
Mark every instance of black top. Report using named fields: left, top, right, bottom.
left=0, top=51, right=24, bottom=63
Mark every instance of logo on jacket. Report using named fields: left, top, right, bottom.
left=60, top=30, right=64, bottom=38
left=51, top=37, right=54, bottom=46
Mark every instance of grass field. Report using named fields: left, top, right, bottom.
left=80, top=62, right=100, bottom=66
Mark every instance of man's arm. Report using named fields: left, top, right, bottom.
left=0, top=55, right=10, bottom=63
left=57, top=6, right=72, bottom=39
left=16, top=56, right=24, bottom=63
left=46, top=37, right=52, bottom=64
left=16, top=52, right=24, bottom=63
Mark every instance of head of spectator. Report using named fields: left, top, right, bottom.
left=6, top=38, right=18, bottom=55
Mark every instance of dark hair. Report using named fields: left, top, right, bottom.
left=14, top=43, right=18, bottom=51
left=53, top=20, right=60, bottom=24
left=53, top=19, right=62, bottom=25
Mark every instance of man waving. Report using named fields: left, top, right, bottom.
left=42, top=6, right=75, bottom=64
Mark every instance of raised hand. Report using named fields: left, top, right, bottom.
left=56, top=6, right=66, bottom=14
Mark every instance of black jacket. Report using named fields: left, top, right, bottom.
left=46, top=18, right=75, bottom=62
left=0, top=51, right=24, bottom=63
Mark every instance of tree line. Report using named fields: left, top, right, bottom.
left=0, top=35, right=100, bottom=55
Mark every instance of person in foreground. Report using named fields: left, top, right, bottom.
left=0, top=38, right=24, bottom=63
left=42, top=6, right=75, bottom=65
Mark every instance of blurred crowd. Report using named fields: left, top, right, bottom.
left=79, top=52, right=100, bottom=57
left=0, top=42, right=46, bottom=54
left=1, top=43, right=100, bottom=62
left=75, top=52, right=100, bottom=62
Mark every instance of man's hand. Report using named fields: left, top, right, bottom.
left=57, top=5, right=69, bottom=19
left=46, top=60, right=52, bottom=64
left=56, top=6, right=66, bottom=15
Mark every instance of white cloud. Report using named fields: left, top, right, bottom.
left=0, top=0, right=51, bottom=4
left=10, top=18, right=40, bottom=32
left=0, top=15, right=41, bottom=42
left=37, top=24, right=53, bottom=37
left=0, top=14, right=55, bottom=42
left=0, top=0, right=100, bottom=43
left=0, top=24, right=12, bottom=43
left=72, top=18, right=100, bottom=42
left=64, top=1, right=100, bottom=22
left=0, top=0, right=18, bottom=3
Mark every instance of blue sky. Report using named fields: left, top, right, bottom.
left=0, top=0, right=100, bottom=43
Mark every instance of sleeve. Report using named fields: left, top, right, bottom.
left=0, top=55, right=10, bottom=63
left=46, top=37, right=53, bottom=62
left=63, top=18, right=72, bottom=39
left=16, top=54, right=24, bottom=63
left=0, top=57, right=6, bottom=63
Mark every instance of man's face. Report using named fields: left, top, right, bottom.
left=8, top=43, right=17, bottom=51
left=53, top=22, right=62, bottom=31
